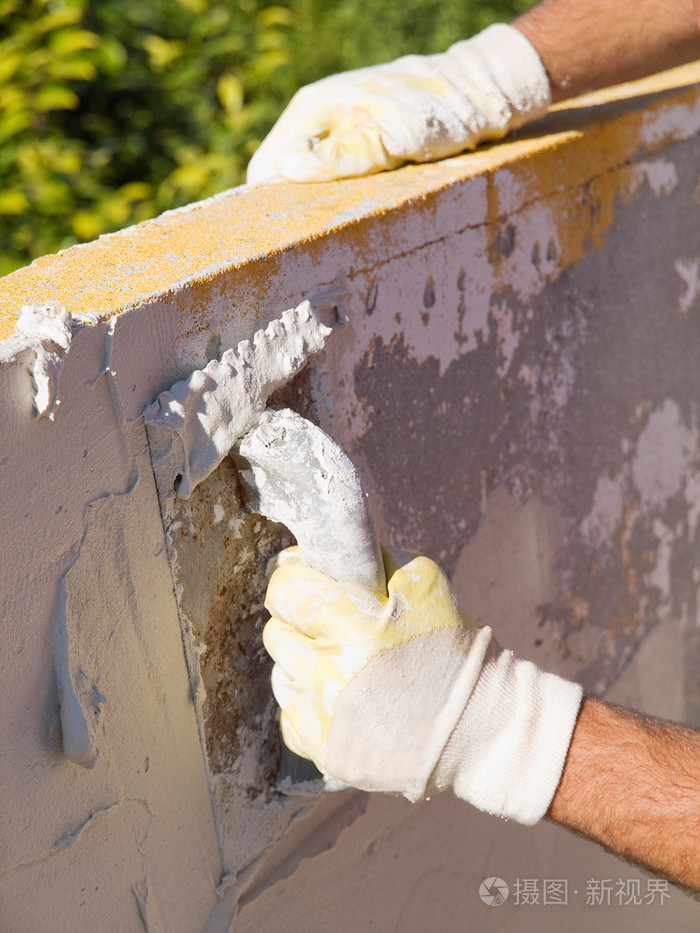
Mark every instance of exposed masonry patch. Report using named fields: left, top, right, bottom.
left=152, top=369, right=321, bottom=874
left=167, top=457, right=287, bottom=783
left=353, top=132, right=700, bottom=703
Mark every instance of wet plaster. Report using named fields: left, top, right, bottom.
left=0, top=318, right=222, bottom=931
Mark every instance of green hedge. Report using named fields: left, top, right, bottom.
left=0, top=0, right=532, bottom=274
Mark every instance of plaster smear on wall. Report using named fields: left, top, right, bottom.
left=322, top=151, right=668, bottom=450
left=320, top=130, right=700, bottom=707
left=0, top=304, right=73, bottom=418
left=0, top=319, right=223, bottom=931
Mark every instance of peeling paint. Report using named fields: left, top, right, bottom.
left=633, top=157, right=679, bottom=197
left=632, top=399, right=693, bottom=511
left=675, top=256, right=700, bottom=313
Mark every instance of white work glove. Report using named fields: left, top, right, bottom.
left=247, top=24, right=551, bottom=184
left=264, top=546, right=583, bottom=825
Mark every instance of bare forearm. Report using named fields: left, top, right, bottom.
left=548, top=696, right=700, bottom=889
left=513, top=0, right=700, bottom=102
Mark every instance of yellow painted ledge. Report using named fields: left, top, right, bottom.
left=1, top=62, right=698, bottom=342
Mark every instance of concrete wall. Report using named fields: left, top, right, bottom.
left=1, top=64, right=700, bottom=931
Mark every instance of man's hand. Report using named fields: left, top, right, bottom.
left=247, top=24, right=551, bottom=183
left=264, top=545, right=582, bottom=824
left=248, top=0, right=700, bottom=184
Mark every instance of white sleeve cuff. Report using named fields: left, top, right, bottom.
left=430, top=645, right=583, bottom=825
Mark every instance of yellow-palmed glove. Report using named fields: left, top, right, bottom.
left=247, top=24, right=550, bottom=184
left=264, top=546, right=583, bottom=824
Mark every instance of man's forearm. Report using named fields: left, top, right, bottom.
left=513, top=0, right=700, bottom=102
left=548, top=696, right=700, bottom=889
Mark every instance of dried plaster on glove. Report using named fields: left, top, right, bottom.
left=263, top=550, right=473, bottom=760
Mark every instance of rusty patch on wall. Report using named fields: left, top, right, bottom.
left=167, top=457, right=291, bottom=785
left=154, top=370, right=316, bottom=795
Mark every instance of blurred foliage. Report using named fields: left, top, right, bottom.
left=284, top=0, right=534, bottom=89
left=0, top=0, right=533, bottom=274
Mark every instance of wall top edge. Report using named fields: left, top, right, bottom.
left=1, top=62, right=698, bottom=341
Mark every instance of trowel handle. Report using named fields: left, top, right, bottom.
left=233, top=408, right=386, bottom=595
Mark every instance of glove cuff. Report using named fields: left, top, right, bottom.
left=439, top=23, right=552, bottom=136
left=429, top=644, right=583, bottom=824
left=324, top=624, right=494, bottom=800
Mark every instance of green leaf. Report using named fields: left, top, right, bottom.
left=0, top=53, right=22, bottom=84
left=175, top=0, right=207, bottom=13
left=217, top=73, right=244, bottom=114
left=0, top=85, right=27, bottom=114
left=118, top=181, right=153, bottom=201
left=46, top=58, right=97, bottom=81
left=142, top=35, right=186, bottom=70
left=33, top=8, right=84, bottom=36
left=0, top=110, right=31, bottom=143
left=256, top=6, right=293, bottom=28
left=71, top=209, right=104, bottom=241
left=95, top=36, right=128, bottom=74
left=34, top=86, right=80, bottom=113
left=0, top=190, right=29, bottom=214
left=256, top=30, right=288, bottom=52
left=248, top=48, right=289, bottom=81
left=48, top=29, right=100, bottom=56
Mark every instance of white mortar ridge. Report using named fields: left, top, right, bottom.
left=144, top=300, right=333, bottom=497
